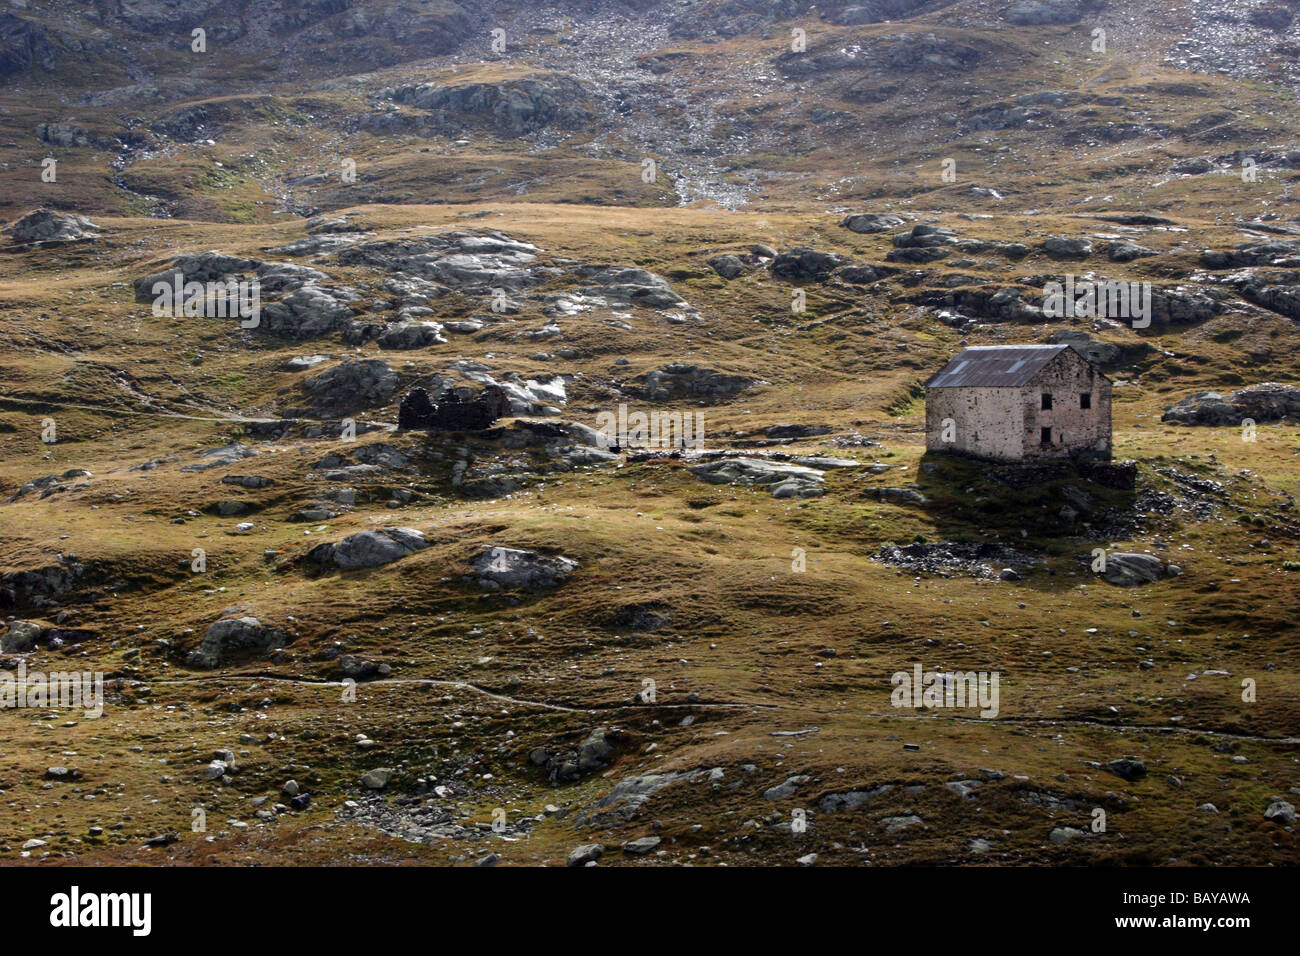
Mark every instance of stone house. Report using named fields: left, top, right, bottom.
left=924, top=344, right=1112, bottom=461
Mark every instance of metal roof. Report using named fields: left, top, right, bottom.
left=925, top=345, right=1071, bottom=388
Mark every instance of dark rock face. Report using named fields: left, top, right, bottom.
left=397, top=384, right=511, bottom=431
left=0, top=12, right=60, bottom=77
left=372, top=76, right=594, bottom=137
left=0, top=557, right=88, bottom=610
left=301, top=359, right=398, bottom=414
left=1003, top=0, right=1101, bottom=26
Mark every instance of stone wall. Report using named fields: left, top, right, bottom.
left=925, top=385, right=1023, bottom=459
left=1018, top=351, right=1112, bottom=460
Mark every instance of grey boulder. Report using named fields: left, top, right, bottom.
left=313, top=527, right=429, bottom=569
left=470, top=547, right=578, bottom=589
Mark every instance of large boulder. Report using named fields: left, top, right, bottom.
left=470, top=547, right=578, bottom=590
left=1, top=620, right=43, bottom=652
left=893, top=224, right=958, bottom=248
left=311, top=527, right=428, bottom=569
left=1042, top=236, right=1093, bottom=258
left=840, top=212, right=904, bottom=234
left=1100, top=553, right=1173, bottom=587
left=5, top=209, right=98, bottom=244
left=771, top=247, right=849, bottom=280
left=187, top=616, right=284, bottom=669
left=1200, top=239, right=1300, bottom=269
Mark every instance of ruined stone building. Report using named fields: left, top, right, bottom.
left=924, top=344, right=1112, bottom=461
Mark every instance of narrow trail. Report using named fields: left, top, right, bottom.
left=134, top=673, right=1300, bottom=745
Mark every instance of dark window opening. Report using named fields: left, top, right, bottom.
left=1040, top=427, right=1052, bottom=445
left=1080, top=392, right=1092, bottom=410
left=1041, top=393, right=1053, bottom=410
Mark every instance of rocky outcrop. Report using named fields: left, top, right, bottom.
left=574, top=266, right=684, bottom=308
left=376, top=319, right=447, bottom=350
left=301, top=359, right=398, bottom=414
left=1201, top=240, right=1300, bottom=269
left=633, top=364, right=761, bottom=402
left=338, top=232, right=550, bottom=293
left=372, top=76, right=594, bottom=137
left=0, top=556, right=88, bottom=610
left=1162, top=384, right=1300, bottom=426
left=1047, top=330, right=1153, bottom=370
left=688, top=457, right=826, bottom=498
left=530, top=727, right=618, bottom=784
left=1003, top=0, right=1101, bottom=26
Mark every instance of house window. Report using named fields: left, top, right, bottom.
left=1041, top=393, right=1053, bottom=410
left=1040, top=427, right=1052, bottom=445
left=1080, top=392, right=1091, bottom=409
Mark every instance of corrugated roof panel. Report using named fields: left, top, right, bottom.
left=925, top=345, right=1071, bottom=388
